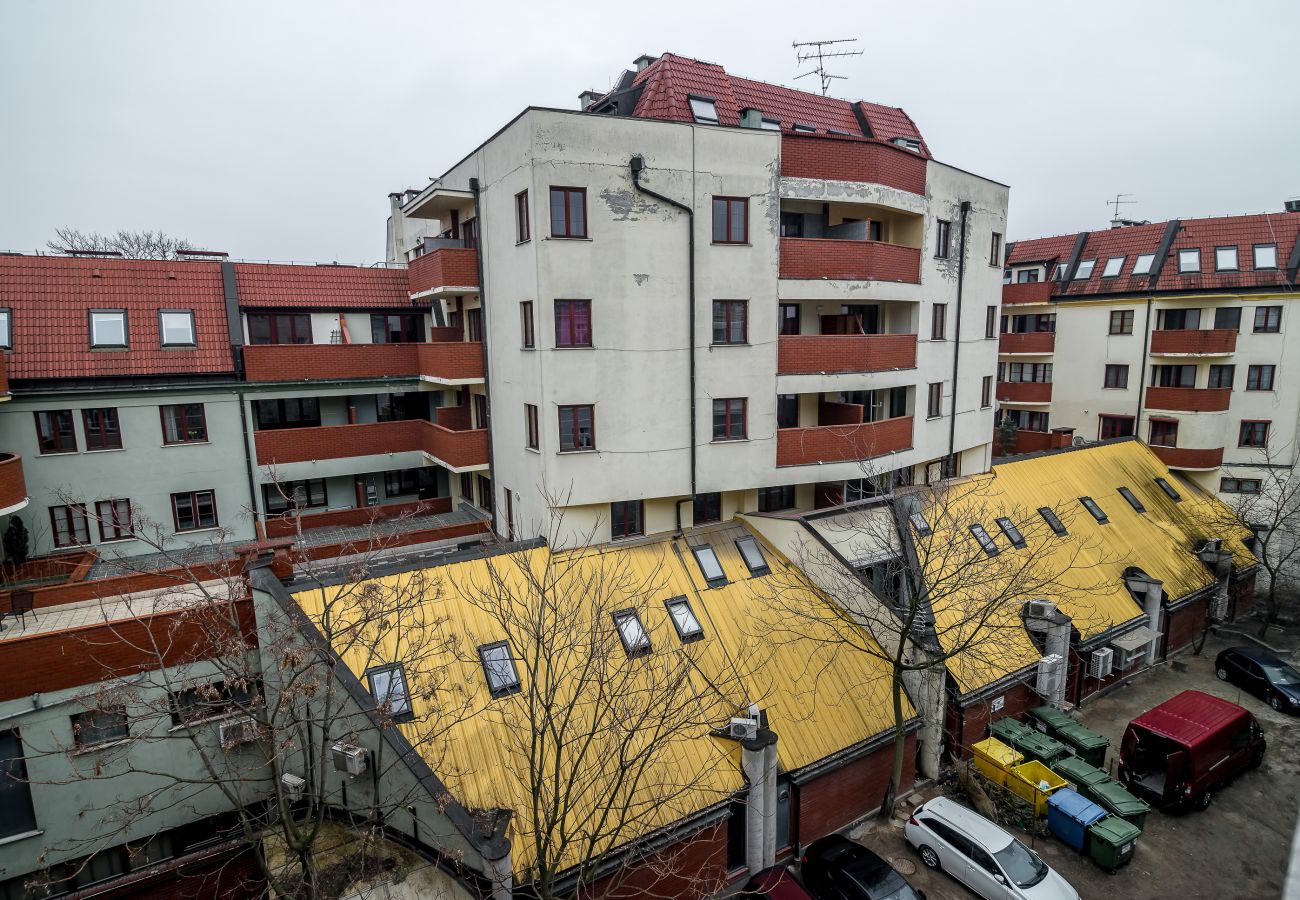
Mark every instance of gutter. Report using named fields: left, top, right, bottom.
left=947, top=200, right=970, bottom=464
left=468, top=176, right=499, bottom=537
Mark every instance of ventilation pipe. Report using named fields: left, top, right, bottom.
left=1024, top=601, right=1072, bottom=707
left=1197, top=539, right=1234, bottom=622
left=1124, top=572, right=1166, bottom=666
left=741, top=726, right=778, bottom=873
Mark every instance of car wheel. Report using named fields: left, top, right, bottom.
left=1249, top=747, right=1265, bottom=769
left=1216, top=667, right=1229, bottom=681
left=918, top=845, right=941, bottom=870
left=1195, top=791, right=1213, bottom=811
left=1270, top=696, right=1282, bottom=711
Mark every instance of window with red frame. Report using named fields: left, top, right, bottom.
left=610, top=500, right=644, bottom=540
left=712, top=398, right=746, bottom=441
left=985, top=306, right=997, bottom=339
left=711, top=197, right=748, bottom=244
left=520, top=301, right=535, bottom=349
left=172, top=490, right=218, bottom=532
left=35, top=410, right=77, bottom=454
left=82, top=408, right=122, bottom=451
left=1239, top=420, right=1270, bottom=448
left=1149, top=419, right=1178, bottom=447
left=1103, top=364, right=1129, bottom=389
left=466, top=308, right=483, bottom=342
left=712, top=301, right=747, bottom=344
left=95, top=499, right=133, bottom=541
left=981, top=376, right=992, bottom=408
left=1247, top=365, right=1276, bottom=391
left=558, top=405, right=594, bottom=451
left=926, top=383, right=942, bottom=419
left=525, top=404, right=539, bottom=450
left=515, top=190, right=530, bottom=243
left=50, top=504, right=89, bottom=548
left=371, top=313, right=425, bottom=344
left=160, top=403, right=207, bottom=444
left=1253, top=305, right=1282, bottom=333
left=555, top=300, right=592, bottom=347
left=1099, top=415, right=1134, bottom=439
left=247, top=313, right=311, bottom=345
left=932, top=304, right=947, bottom=340
left=549, top=187, right=587, bottom=238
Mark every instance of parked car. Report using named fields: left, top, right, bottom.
left=800, top=834, right=925, bottom=900
left=1215, top=645, right=1300, bottom=713
left=1117, top=689, right=1265, bottom=810
left=904, top=797, right=1078, bottom=900
left=744, top=865, right=816, bottom=899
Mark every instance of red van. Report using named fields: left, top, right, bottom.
left=1117, top=689, right=1266, bottom=811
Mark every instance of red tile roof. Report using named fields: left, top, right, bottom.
left=0, top=255, right=234, bottom=380
left=627, top=54, right=930, bottom=156
left=234, top=264, right=411, bottom=308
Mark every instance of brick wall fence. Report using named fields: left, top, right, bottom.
left=780, top=134, right=927, bottom=195
left=777, top=334, right=917, bottom=375
left=779, top=238, right=922, bottom=284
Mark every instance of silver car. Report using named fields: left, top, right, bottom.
left=904, top=797, right=1079, bottom=900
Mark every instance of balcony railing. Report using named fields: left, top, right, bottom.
left=409, top=246, right=479, bottom=295
left=996, top=381, right=1052, bottom=403
left=998, top=332, right=1056, bottom=354
left=1149, top=445, right=1224, bottom=470
left=777, top=415, right=913, bottom=467
left=777, top=334, right=917, bottom=375
left=243, top=342, right=483, bottom=383
left=0, top=453, right=28, bottom=511
left=254, top=419, right=490, bottom=470
left=1145, top=387, right=1232, bottom=412
left=262, top=497, right=454, bottom=538
left=1002, top=282, right=1053, bottom=304
left=1149, top=329, right=1238, bottom=355
left=779, top=134, right=927, bottom=194
left=779, top=238, right=922, bottom=284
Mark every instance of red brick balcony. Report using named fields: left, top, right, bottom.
left=777, top=415, right=913, bottom=467
left=421, top=421, right=489, bottom=470
left=0, top=453, right=28, bottom=511
left=780, top=134, right=927, bottom=194
left=254, top=419, right=489, bottom=470
left=262, top=497, right=454, bottom=537
left=996, top=381, right=1052, bottom=403
left=243, top=342, right=483, bottom=383
left=777, top=334, right=917, bottom=375
left=409, top=247, right=479, bottom=295
left=1145, top=387, right=1232, bottom=412
left=1002, top=282, right=1054, bottom=304
left=1149, top=329, right=1237, bottom=355
left=1149, top=445, right=1224, bottom=470
left=779, top=238, right=922, bottom=284
left=998, top=332, right=1056, bottom=354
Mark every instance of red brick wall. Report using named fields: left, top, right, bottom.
left=777, top=334, right=917, bottom=375
left=1002, top=282, right=1053, bottom=305
left=998, top=332, right=1056, bottom=354
left=945, top=680, right=1041, bottom=757
left=408, top=248, right=479, bottom=294
left=262, top=497, right=452, bottom=537
left=416, top=342, right=484, bottom=380
left=0, top=452, right=27, bottom=510
left=797, top=735, right=917, bottom=843
left=244, top=344, right=420, bottom=382
left=436, top=405, right=471, bottom=431
left=1149, top=445, right=1224, bottom=470
left=779, top=238, right=921, bottom=283
left=1166, top=594, right=1210, bottom=656
left=428, top=326, right=464, bottom=343
left=1149, top=329, right=1237, bottom=355
left=780, top=134, right=927, bottom=195
left=777, top=416, right=913, bottom=467
left=422, top=423, right=489, bottom=469
left=1145, top=386, right=1232, bottom=412
left=581, top=820, right=730, bottom=900
left=94, top=844, right=263, bottom=900
left=996, top=381, right=1052, bottom=404
left=1070, top=645, right=1126, bottom=704
left=255, top=420, right=423, bottom=465
left=818, top=400, right=863, bottom=426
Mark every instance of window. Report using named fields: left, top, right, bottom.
left=1005, top=362, right=1053, bottom=383
left=160, top=403, right=207, bottom=444
left=1177, top=248, right=1201, bottom=273
left=263, top=479, right=326, bottom=515
left=926, top=382, right=942, bottom=419
left=247, top=312, right=311, bottom=345
left=793, top=123, right=816, bottom=133
left=1154, top=477, right=1182, bottom=501
left=1052, top=263, right=1068, bottom=281
left=1239, top=420, right=1270, bottom=448
left=1109, top=310, right=1134, bottom=334
left=712, top=300, right=747, bottom=344
left=1208, top=365, right=1235, bottom=389
left=1080, top=496, right=1109, bottom=523
left=384, top=468, right=422, bottom=497
left=366, top=664, right=413, bottom=722
left=558, top=405, right=595, bottom=451
left=1253, top=244, right=1278, bottom=270
left=969, top=524, right=999, bottom=556
left=466, top=307, right=483, bottom=342
left=515, top=190, right=530, bottom=243
left=1221, top=477, right=1261, bottom=494
left=693, top=492, right=721, bottom=526
left=50, top=503, right=89, bottom=548
left=1118, top=486, right=1146, bottom=513
left=555, top=299, right=592, bottom=347
left=688, top=96, right=719, bottom=124
left=691, top=545, right=728, bottom=587
left=1149, top=419, right=1178, bottom=447
left=1101, top=256, right=1125, bottom=278
left=761, top=118, right=782, bottom=131
left=371, top=313, right=424, bottom=344
left=0, top=308, right=10, bottom=349
left=1132, top=253, right=1155, bottom=276
left=1214, top=307, right=1242, bottom=331
left=610, top=499, right=644, bottom=540
left=172, top=490, right=218, bottom=531
left=89, top=309, right=128, bottom=347
left=1099, top=415, right=1135, bottom=439
left=254, top=398, right=321, bottom=429
left=95, top=499, right=133, bottom=541
left=549, top=187, right=588, bottom=238
left=735, top=535, right=770, bottom=576
left=757, top=485, right=795, bottom=512
left=1038, top=506, right=1068, bottom=536
left=1104, top=364, right=1129, bottom=389
left=35, top=409, right=77, bottom=453
left=525, top=403, right=539, bottom=450
left=0, top=730, right=37, bottom=839
left=935, top=220, right=951, bottom=259
left=1215, top=246, right=1239, bottom=272
left=989, top=232, right=1002, bottom=266
left=779, top=303, right=801, bottom=335
left=478, top=642, right=521, bottom=697
left=1247, top=365, right=1276, bottom=391
left=1074, top=259, right=1096, bottom=280
left=1017, top=269, right=1040, bottom=283
left=72, top=707, right=129, bottom=748
left=1253, top=306, right=1282, bottom=333
left=82, top=407, right=122, bottom=451
left=1151, top=364, right=1196, bottom=388
left=712, top=398, right=747, bottom=441
left=665, top=597, right=704, bottom=642
left=613, top=609, right=652, bottom=656
left=995, top=517, right=1026, bottom=549
left=520, top=301, right=535, bottom=348
left=159, top=310, right=196, bottom=346
left=169, top=680, right=257, bottom=727
left=931, top=303, right=947, bottom=340
left=981, top=376, right=992, bottom=408
left=1158, top=308, right=1200, bottom=330
left=1005, top=409, right=1050, bottom=432
left=712, top=197, right=748, bottom=244
left=985, top=305, right=997, bottom=339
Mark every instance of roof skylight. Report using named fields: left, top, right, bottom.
left=1118, top=487, right=1146, bottom=513
left=689, top=96, right=719, bottom=125
left=1080, top=496, right=1109, bottom=523
left=1155, top=476, right=1182, bottom=501
left=1038, top=506, right=1068, bottom=536
left=1178, top=249, right=1201, bottom=273
left=995, top=517, right=1027, bottom=549
left=691, top=545, right=728, bottom=587
left=1102, top=256, right=1125, bottom=278
left=612, top=609, right=652, bottom=657
left=735, top=536, right=770, bottom=576
left=1132, top=253, right=1155, bottom=275
left=1215, top=246, right=1239, bottom=272
left=1254, top=244, right=1278, bottom=270
left=665, top=597, right=704, bottom=643
left=1074, top=259, right=1096, bottom=279
left=909, top=512, right=932, bottom=536
left=478, top=642, right=522, bottom=697
left=970, top=524, right=1000, bottom=556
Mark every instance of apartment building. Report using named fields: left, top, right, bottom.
left=387, top=52, right=1009, bottom=546
left=997, top=207, right=1300, bottom=498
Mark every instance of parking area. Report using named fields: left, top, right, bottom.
left=851, top=633, right=1299, bottom=899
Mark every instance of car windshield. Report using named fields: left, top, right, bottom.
left=993, top=838, right=1048, bottom=887
left=1263, top=663, right=1300, bottom=685
left=850, top=861, right=922, bottom=900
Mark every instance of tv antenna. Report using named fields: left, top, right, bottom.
left=1107, top=193, right=1136, bottom=220
left=793, top=39, right=862, bottom=96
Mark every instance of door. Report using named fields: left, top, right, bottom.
left=965, top=844, right=1013, bottom=900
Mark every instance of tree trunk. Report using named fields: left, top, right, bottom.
left=1259, top=578, right=1278, bottom=637
left=878, top=671, right=906, bottom=820
left=295, top=846, right=318, bottom=900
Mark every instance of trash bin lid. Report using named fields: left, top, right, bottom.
left=972, top=737, right=1022, bottom=767
left=1048, top=788, right=1107, bottom=824
left=1029, top=705, right=1074, bottom=728
left=1053, top=755, right=1109, bottom=782
left=1056, top=723, right=1110, bottom=749
left=1016, top=732, right=1067, bottom=757
left=1091, top=780, right=1151, bottom=814
left=1089, top=815, right=1142, bottom=843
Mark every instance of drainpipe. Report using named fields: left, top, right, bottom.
left=469, top=176, right=499, bottom=537
left=1135, top=296, right=1153, bottom=429
left=947, top=201, right=971, bottom=467
left=629, top=154, right=696, bottom=499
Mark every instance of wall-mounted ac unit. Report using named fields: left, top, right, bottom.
left=281, top=772, right=307, bottom=802
left=218, top=717, right=261, bottom=749
left=1089, top=647, right=1115, bottom=680
left=1035, top=653, right=1065, bottom=697
left=332, top=742, right=369, bottom=776
left=727, top=716, right=759, bottom=741
left=1025, top=599, right=1057, bottom=619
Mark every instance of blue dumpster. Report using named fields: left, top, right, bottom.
left=1047, top=788, right=1107, bottom=852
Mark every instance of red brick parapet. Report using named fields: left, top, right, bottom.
left=1002, top=282, right=1054, bottom=305
left=778, top=334, right=917, bottom=375
left=254, top=419, right=488, bottom=469
left=243, top=342, right=483, bottom=383
left=262, top=497, right=453, bottom=538
left=0, top=453, right=26, bottom=510
left=998, top=332, right=1055, bottom=354
left=777, top=415, right=913, bottom=466
left=780, top=134, right=927, bottom=195
left=996, top=381, right=1052, bottom=403
left=1149, top=328, right=1237, bottom=355
left=1149, top=445, right=1224, bottom=470
left=1145, top=387, right=1232, bottom=412
left=409, top=247, right=479, bottom=294
left=779, top=238, right=922, bottom=284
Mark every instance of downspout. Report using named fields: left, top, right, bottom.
left=629, top=154, right=696, bottom=499
left=469, top=176, right=499, bottom=537
left=1135, top=296, right=1153, bottom=428
left=947, top=201, right=971, bottom=465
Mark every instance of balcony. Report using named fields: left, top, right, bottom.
left=243, top=342, right=484, bottom=384
left=777, top=334, right=917, bottom=375
left=409, top=245, right=479, bottom=297
left=0, top=453, right=28, bottom=514
left=779, top=134, right=927, bottom=195
left=1149, top=329, right=1237, bottom=355
left=996, top=381, right=1052, bottom=404
left=262, top=496, right=454, bottom=538
left=998, top=332, right=1055, bottom=354
left=1002, top=282, right=1053, bottom=305
left=777, top=415, right=913, bottom=467
left=253, top=419, right=489, bottom=472
left=1149, top=445, right=1224, bottom=471
left=779, top=238, right=921, bottom=284
left=1145, top=387, right=1232, bottom=413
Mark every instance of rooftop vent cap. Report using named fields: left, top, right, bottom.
left=578, top=90, right=603, bottom=110
left=633, top=54, right=657, bottom=72
left=1285, top=198, right=1300, bottom=213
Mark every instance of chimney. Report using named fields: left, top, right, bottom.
left=633, top=53, right=657, bottom=72
left=578, top=90, right=602, bottom=110
left=1049, top=426, right=1075, bottom=449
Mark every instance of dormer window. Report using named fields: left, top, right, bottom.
left=1102, top=256, right=1125, bottom=278
left=1038, top=506, right=1068, bottom=536
left=1080, top=496, right=1109, bottom=523
left=1132, top=253, right=1155, bottom=275
left=689, top=96, right=719, bottom=125
left=793, top=123, right=816, bottom=133
left=1074, top=259, right=1096, bottom=280
left=995, top=517, right=1027, bottom=549
left=1155, top=476, right=1182, bottom=501
left=478, top=641, right=522, bottom=697
left=366, top=663, right=413, bottom=722
left=761, top=118, right=781, bottom=131
left=1177, top=249, right=1201, bottom=273
left=159, top=310, right=196, bottom=347
left=892, top=137, right=921, bottom=152
left=970, top=524, right=999, bottom=556
left=612, top=609, right=652, bottom=657
left=665, top=597, right=704, bottom=643
left=735, top=536, right=770, bottom=576
left=1052, top=263, right=1068, bottom=281
left=691, top=545, right=728, bottom=587
left=90, top=309, right=128, bottom=348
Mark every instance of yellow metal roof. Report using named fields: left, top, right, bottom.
left=918, top=439, right=1255, bottom=694
left=292, top=522, right=903, bottom=875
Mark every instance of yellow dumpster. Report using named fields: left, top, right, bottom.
left=972, top=737, right=1024, bottom=788
left=1006, top=760, right=1068, bottom=817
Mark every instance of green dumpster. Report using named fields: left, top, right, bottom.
left=1055, top=722, right=1110, bottom=767
left=1028, top=705, right=1074, bottom=736
left=989, top=717, right=1035, bottom=745
left=1088, top=815, right=1141, bottom=872
left=1089, top=780, right=1151, bottom=831
left=990, top=718, right=1070, bottom=764
left=1053, top=755, right=1111, bottom=796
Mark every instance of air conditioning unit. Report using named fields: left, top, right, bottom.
left=281, top=772, right=307, bottom=801
left=1035, top=653, right=1065, bottom=698
left=332, top=742, right=369, bottom=776
left=1089, top=647, right=1115, bottom=680
left=218, top=717, right=261, bottom=748
left=727, top=716, right=759, bottom=741
left=1024, top=600, right=1057, bottom=620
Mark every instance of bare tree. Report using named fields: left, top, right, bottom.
left=46, top=227, right=198, bottom=260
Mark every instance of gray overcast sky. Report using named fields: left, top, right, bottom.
left=3, top=0, right=1297, bottom=263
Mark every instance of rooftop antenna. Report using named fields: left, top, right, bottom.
left=793, top=39, right=862, bottom=96
left=1107, top=192, right=1136, bottom=225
